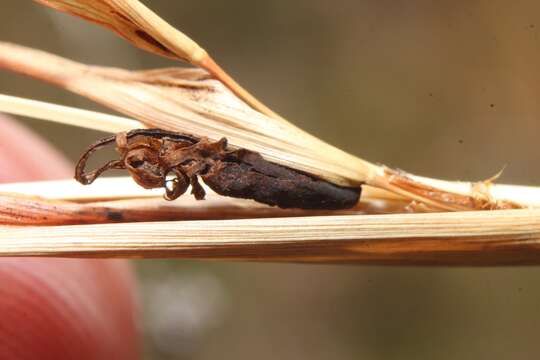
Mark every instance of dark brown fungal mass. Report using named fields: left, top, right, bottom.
left=75, top=129, right=361, bottom=210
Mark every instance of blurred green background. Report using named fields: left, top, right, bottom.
left=2, top=1, right=540, bottom=359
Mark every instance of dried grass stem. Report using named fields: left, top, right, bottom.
left=1, top=209, right=539, bottom=265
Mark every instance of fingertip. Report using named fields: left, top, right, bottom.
left=0, top=259, right=140, bottom=360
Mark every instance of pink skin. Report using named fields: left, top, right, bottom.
left=0, top=115, right=140, bottom=359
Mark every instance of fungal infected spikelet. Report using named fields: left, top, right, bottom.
left=75, top=129, right=361, bottom=210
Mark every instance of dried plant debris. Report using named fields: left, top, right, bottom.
left=0, top=42, right=528, bottom=211
left=75, top=129, right=361, bottom=210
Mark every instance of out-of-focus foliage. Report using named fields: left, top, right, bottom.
left=2, top=1, right=540, bottom=359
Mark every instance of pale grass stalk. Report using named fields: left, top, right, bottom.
left=0, top=177, right=404, bottom=202
left=3, top=177, right=540, bottom=208
left=0, top=94, right=142, bottom=133
left=0, top=177, right=160, bottom=202
left=1, top=209, right=539, bottom=265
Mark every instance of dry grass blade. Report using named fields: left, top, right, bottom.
left=0, top=177, right=159, bottom=202
left=33, top=0, right=280, bottom=119
left=0, top=93, right=142, bottom=132
left=1, top=209, right=540, bottom=265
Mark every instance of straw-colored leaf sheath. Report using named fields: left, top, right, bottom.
left=0, top=42, right=531, bottom=211
left=33, top=0, right=280, bottom=119
left=1, top=209, right=540, bottom=265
